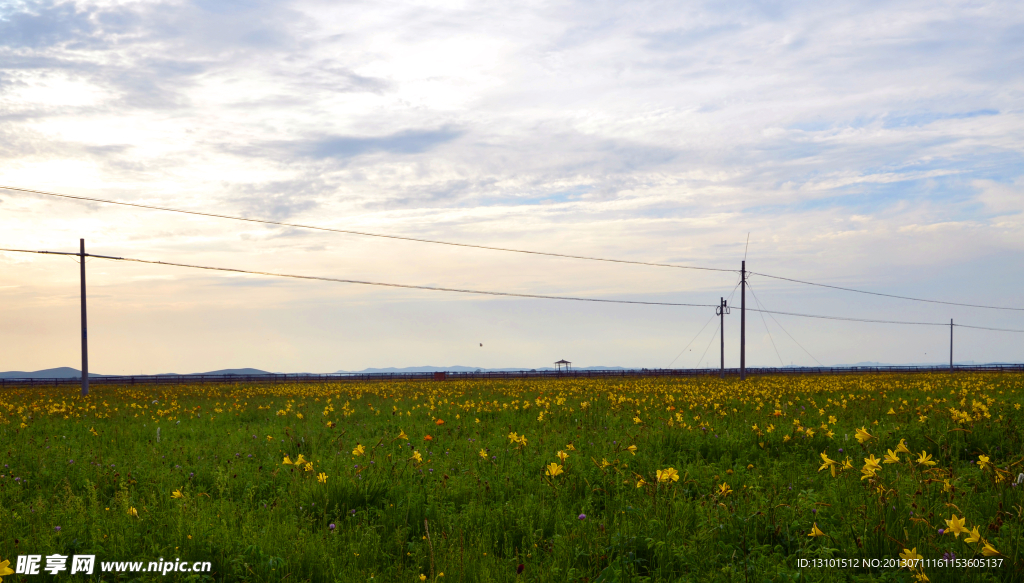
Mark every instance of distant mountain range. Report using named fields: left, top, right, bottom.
left=0, top=365, right=627, bottom=378
left=2, top=362, right=1019, bottom=379
left=0, top=367, right=274, bottom=379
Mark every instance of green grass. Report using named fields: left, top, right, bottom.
left=2, top=373, right=1023, bottom=582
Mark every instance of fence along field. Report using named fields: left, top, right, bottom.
left=2, top=372, right=1023, bottom=582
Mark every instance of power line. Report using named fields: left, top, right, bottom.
left=746, top=281, right=824, bottom=366
left=0, top=247, right=717, bottom=308
left=747, top=282, right=784, bottom=366
left=3, top=245, right=1024, bottom=333
left=749, top=271, right=1024, bottom=312
left=0, top=184, right=736, bottom=274
left=667, top=280, right=741, bottom=367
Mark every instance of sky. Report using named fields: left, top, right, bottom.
left=1, top=0, right=1022, bottom=374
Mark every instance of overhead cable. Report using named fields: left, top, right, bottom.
left=3, top=246, right=1023, bottom=333
left=749, top=271, right=1024, bottom=312
left=0, top=185, right=736, bottom=274
left=0, top=247, right=717, bottom=308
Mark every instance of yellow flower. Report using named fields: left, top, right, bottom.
left=965, top=526, right=982, bottom=544
left=294, top=454, right=308, bottom=466
left=656, top=468, right=679, bottom=483
left=828, top=415, right=837, bottom=424
left=636, top=479, right=646, bottom=488
left=128, top=506, right=139, bottom=518
left=566, top=443, right=576, bottom=451
left=89, top=427, right=99, bottom=436
left=805, top=429, right=815, bottom=438
left=0, top=559, right=13, bottom=580
left=899, top=547, right=923, bottom=567
left=479, top=449, right=488, bottom=459
left=545, top=463, right=564, bottom=477
left=982, top=542, right=1001, bottom=557
left=626, top=445, right=637, bottom=455
left=766, top=424, right=775, bottom=433
left=854, top=427, right=873, bottom=443
left=420, top=575, right=427, bottom=581
left=826, top=430, right=835, bottom=439
left=411, top=451, right=422, bottom=463
left=818, top=452, right=838, bottom=477
left=883, top=449, right=901, bottom=464
left=782, top=435, right=791, bottom=443
left=317, top=472, right=328, bottom=483
left=633, top=416, right=642, bottom=424
left=895, top=439, right=911, bottom=454
left=944, top=514, right=967, bottom=538
left=918, top=415, right=928, bottom=423
left=718, top=482, right=732, bottom=497
left=304, top=462, right=314, bottom=472
left=916, top=451, right=936, bottom=466
left=808, top=523, right=825, bottom=537
left=914, top=572, right=930, bottom=582
left=398, top=430, right=408, bottom=440
left=977, top=455, right=992, bottom=471
left=352, top=444, right=365, bottom=457
left=556, top=451, right=569, bottom=462
left=283, top=455, right=294, bottom=465
left=171, top=489, right=184, bottom=499
left=508, top=432, right=520, bottom=443
left=942, top=479, right=953, bottom=493
left=842, top=456, right=853, bottom=470
left=267, top=435, right=273, bottom=441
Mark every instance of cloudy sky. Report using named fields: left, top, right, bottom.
left=1, top=0, right=1022, bottom=374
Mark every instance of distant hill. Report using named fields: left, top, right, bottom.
left=0, top=367, right=86, bottom=379
left=0, top=367, right=274, bottom=379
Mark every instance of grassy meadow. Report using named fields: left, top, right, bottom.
left=2, top=373, right=1024, bottom=582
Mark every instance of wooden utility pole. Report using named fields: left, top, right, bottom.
left=740, top=260, right=746, bottom=381
left=80, top=239, right=89, bottom=396
left=950, top=319, right=953, bottom=373
left=716, top=297, right=729, bottom=378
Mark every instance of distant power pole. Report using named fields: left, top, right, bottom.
left=740, top=260, right=746, bottom=381
left=716, top=297, right=730, bottom=378
left=950, top=319, right=954, bottom=373
left=80, top=239, right=89, bottom=396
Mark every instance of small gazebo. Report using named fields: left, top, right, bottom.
left=555, top=359, right=572, bottom=372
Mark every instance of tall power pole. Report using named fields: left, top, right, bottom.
left=740, top=260, right=746, bottom=381
left=950, top=319, right=953, bottom=373
left=80, top=239, right=89, bottom=396
left=717, top=297, right=730, bottom=379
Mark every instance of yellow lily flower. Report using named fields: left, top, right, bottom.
left=626, top=445, right=637, bottom=455
left=317, top=472, right=328, bottom=483
left=545, top=463, right=563, bottom=477
left=818, top=452, right=838, bottom=477
left=855, top=427, right=873, bottom=443
left=899, top=547, right=923, bottom=566
left=944, top=514, right=967, bottom=538
left=397, top=430, right=408, bottom=440
left=556, top=451, right=569, bottom=462
left=916, top=451, right=937, bottom=466
left=171, top=489, right=184, bottom=499
left=282, top=455, right=294, bottom=465
left=982, top=542, right=1001, bottom=557
left=479, top=449, right=488, bottom=459
left=718, top=482, right=732, bottom=497
left=977, top=455, right=992, bottom=471
left=411, top=451, right=422, bottom=463
left=895, top=439, right=911, bottom=454
left=964, top=526, right=982, bottom=544
left=656, top=468, right=679, bottom=483
left=352, top=444, right=365, bottom=457
left=0, top=559, right=14, bottom=580
left=808, top=523, right=825, bottom=537
left=883, top=449, right=900, bottom=464
left=294, top=454, right=308, bottom=466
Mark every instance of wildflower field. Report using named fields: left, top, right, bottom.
left=2, top=373, right=1024, bottom=582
